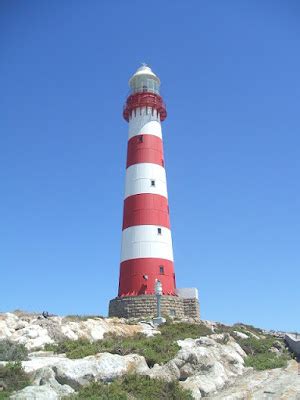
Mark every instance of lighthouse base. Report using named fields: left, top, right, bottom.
left=108, top=295, right=200, bottom=320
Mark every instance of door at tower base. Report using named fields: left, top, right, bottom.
left=108, top=295, right=200, bottom=320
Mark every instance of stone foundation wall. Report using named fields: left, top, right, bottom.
left=109, top=295, right=200, bottom=320
left=183, top=298, right=200, bottom=319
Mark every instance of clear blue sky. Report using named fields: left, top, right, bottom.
left=1, top=1, right=299, bottom=332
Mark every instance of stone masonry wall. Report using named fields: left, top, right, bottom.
left=183, top=298, right=200, bottom=320
left=109, top=295, right=200, bottom=320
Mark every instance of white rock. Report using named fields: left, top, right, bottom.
left=0, top=312, right=159, bottom=351
left=53, top=352, right=149, bottom=388
left=4, top=313, right=19, bottom=330
left=233, top=331, right=249, bottom=339
left=0, top=321, right=13, bottom=339
left=175, top=336, right=246, bottom=398
left=16, top=352, right=148, bottom=390
left=13, top=325, right=54, bottom=350
left=244, top=331, right=260, bottom=340
left=33, top=367, right=74, bottom=396
left=210, top=360, right=300, bottom=399
left=10, top=385, right=61, bottom=400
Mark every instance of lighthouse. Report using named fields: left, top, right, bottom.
left=109, top=65, right=200, bottom=320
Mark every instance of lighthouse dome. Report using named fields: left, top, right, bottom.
left=129, top=64, right=160, bottom=94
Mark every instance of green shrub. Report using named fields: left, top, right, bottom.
left=238, top=337, right=276, bottom=356
left=245, top=353, right=289, bottom=370
left=46, top=334, right=179, bottom=367
left=66, top=380, right=126, bottom=399
left=233, top=323, right=264, bottom=335
left=236, top=336, right=292, bottom=371
left=159, top=321, right=212, bottom=341
left=67, top=374, right=193, bottom=400
left=47, top=321, right=212, bottom=367
left=64, top=315, right=104, bottom=322
left=0, top=362, right=31, bottom=398
left=215, top=323, right=264, bottom=340
left=0, top=340, right=28, bottom=361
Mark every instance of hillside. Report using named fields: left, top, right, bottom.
left=0, top=312, right=299, bottom=399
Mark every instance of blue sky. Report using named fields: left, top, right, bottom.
left=1, top=1, right=299, bottom=332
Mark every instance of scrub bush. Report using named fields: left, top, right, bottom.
left=0, top=362, right=31, bottom=398
left=0, top=340, right=28, bottom=361
left=46, top=321, right=212, bottom=367
left=66, top=374, right=193, bottom=400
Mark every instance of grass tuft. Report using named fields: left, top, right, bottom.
left=45, top=321, right=212, bottom=367
left=65, top=374, right=193, bottom=399
left=0, top=362, right=31, bottom=398
left=0, top=340, right=28, bottom=361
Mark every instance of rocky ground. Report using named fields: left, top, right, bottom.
left=0, top=312, right=299, bottom=399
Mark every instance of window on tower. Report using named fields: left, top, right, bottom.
left=159, top=265, right=164, bottom=274
left=157, top=227, right=162, bottom=235
left=151, top=180, right=155, bottom=187
left=138, top=135, right=143, bottom=143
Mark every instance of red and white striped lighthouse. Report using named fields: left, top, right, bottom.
left=119, top=64, right=175, bottom=297
left=109, top=65, right=200, bottom=320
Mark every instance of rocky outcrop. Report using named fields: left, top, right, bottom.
left=144, top=334, right=246, bottom=399
left=1, top=313, right=296, bottom=399
left=6, top=350, right=148, bottom=398
left=10, top=385, right=64, bottom=400
left=20, top=351, right=148, bottom=389
left=0, top=312, right=157, bottom=350
left=210, top=360, right=300, bottom=399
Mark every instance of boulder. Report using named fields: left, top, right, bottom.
left=53, top=352, right=149, bottom=389
left=143, top=334, right=247, bottom=399
left=210, top=360, right=300, bottom=399
left=17, top=351, right=148, bottom=390
left=177, top=335, right=246, bottom=399
left=10, top=385, right=63, bottom=399
left=0, top=312, right=159, bottom=350
left=233, top=331, right=249, bottom=339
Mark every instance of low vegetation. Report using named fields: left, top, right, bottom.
left=45, top=321, right=212, bottom=366
left=46, top=320, right=293, bottom=371
left=0, top=340, right=28, bottom=361
left=244, top=352, right=290, bottom=370
left=0, top=362, right=31, bottom=399
left=215, top=322, right=292, bottom=371
left=239, top=337, right=291, bottom=370
left=65, top=374, right=193, bottom=400
left=63, top=315, right=104, bottom=322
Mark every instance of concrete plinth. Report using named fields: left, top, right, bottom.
left=108, top=295, right=200, bottom=320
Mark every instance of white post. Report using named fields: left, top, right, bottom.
left=153, top=279, right=166, bottom=325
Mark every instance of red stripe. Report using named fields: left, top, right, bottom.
left=123, top=92, right=167, bottom=122
left=126, top=134, right=164, bottom=168
left=122, top=194, right=170, bottom=230
left=119, top=258, right=176, bottom=296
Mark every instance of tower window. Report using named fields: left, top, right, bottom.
left=138, top=135, right=143, bottom=143
left=157, top=227, right=162, bottom=235
left=151, top=180, right=155, bottom=187
left=159, top=265, right=164, bottom=274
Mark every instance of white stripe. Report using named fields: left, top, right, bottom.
left=128, top=107, right=162, bottom=139
left=124, top=163, right=168, bottom=199
left=121, top=225, right=174, bottom=262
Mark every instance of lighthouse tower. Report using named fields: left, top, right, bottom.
left=109, top=65, right=200, bottom=320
